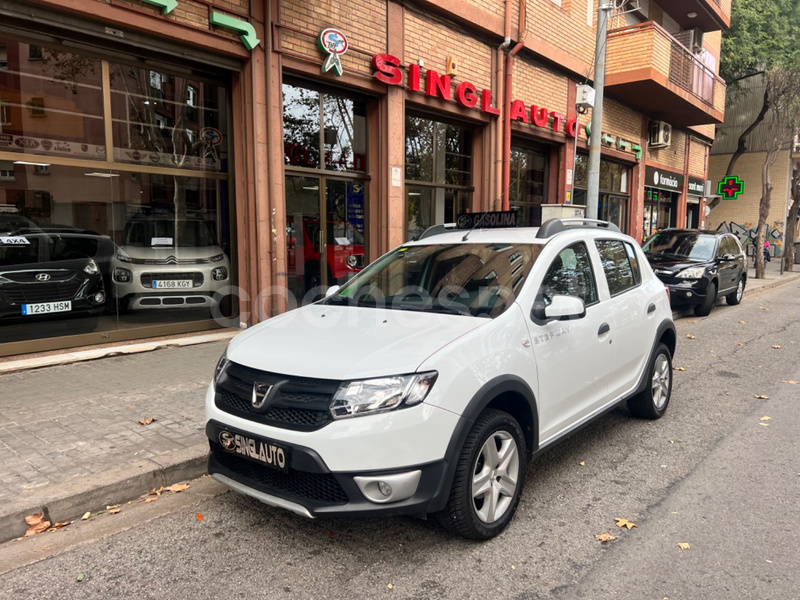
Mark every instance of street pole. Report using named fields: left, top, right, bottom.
left=586, top=3, right=613, bottom=220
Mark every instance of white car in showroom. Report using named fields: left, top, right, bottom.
left=112, top=216, right=230, bottom=312
left=206, top=217, right=676, bottom=539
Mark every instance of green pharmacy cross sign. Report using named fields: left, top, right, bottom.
left=718, top=176, right=744, bottom=200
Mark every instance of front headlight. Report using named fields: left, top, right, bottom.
left=330, top=372, right=438, bottom=419
left=210, top=253, right=225, bottom=263
left=214, top=351, right=229, bottom=387
left=83, top=259, right=99, bottom=275
left=676, top=266, right=706, bottom=279
left=346, top=254, right=358, bottom=268
left=116, top=250, right=134, bottom=264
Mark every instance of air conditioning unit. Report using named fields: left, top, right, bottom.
left=649, top=121, right=672, bottom=149
left=690, top=27, right=704, bottom=53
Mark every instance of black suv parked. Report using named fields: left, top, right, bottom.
left=643, top=229, right=747, bottom=316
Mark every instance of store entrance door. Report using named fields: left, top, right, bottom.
left=285, top=175, right=365, bottom=304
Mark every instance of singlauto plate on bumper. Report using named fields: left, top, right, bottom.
left=216, top=426, right=290, bottom=473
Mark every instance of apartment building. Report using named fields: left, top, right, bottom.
left=0, top=0, right=730, bottom=355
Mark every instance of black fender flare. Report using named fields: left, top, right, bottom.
left=630, top=318, right=676, bottom=398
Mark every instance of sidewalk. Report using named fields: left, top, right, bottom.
left=0, top=335, right=231, bottom=541
left=743, top=258, right=800, bottom=294
left=1, top=262, right=799, bottom=543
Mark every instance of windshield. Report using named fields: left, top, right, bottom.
left=643, top=232, right=716, bottom=261
left=0, top=234, right=98, bottom=266
left=327, top=242, right=542, bottom=318
left=123, top=219, right=217, bottom=248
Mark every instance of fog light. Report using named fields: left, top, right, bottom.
left=378, top=482, right=392, bottom=497
left=212, top=267, right=228, bottom=281
left=114, top=267, right=132, bottom=283
left=353, top=470, right=421, bottom=504
left=93, top=292, right=105, bottom=304
left=346, top=254, right=359, bottom=268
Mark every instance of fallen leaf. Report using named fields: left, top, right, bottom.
left=673, top=367, right=686, bottom=371
left=579, top=461, right=585, bottom=466
left=760, top=306, right=768, bottom=311
left=782, top=380, right=798, bottom=385
left=166, top=483, right=190, bottom=493
left=686, top=334, right=696, bottom=339
left=760, top=416, right=772, bottom=421
left=145, top=497, right=159, bottom=503
left=759, top=423, right=770, bottom=427
left=149, top=486, right=164, bottom=496
left=108, top=508, right=121, bottom=515
left=738, top=342, right=746, bottom=347
left=195, top=513, right=204, bottom=521
left=81, top=511, right=91, bottom=520
left=511, top=565, right=516, bottom=570
left=106, top=504, right=120, bottom=510
left=614, top=518, right=637, bottom=530
left=388, top=583, right=393, bottom=589
left=772, top=345, right=782, bottom=350
left=138, top=417, right=156, bottom=425
left=77, top=574, right=85, bottom=582
left=24, top=513, right=51, bottom=537
left=595, top=533, right=617, bottom=542
left=755, top=395, right=769, bottom=399
left=739, top=320, right=746, bottom=324
left=50, top=521, right=71, bottom=530
left=669, top=440, right=675, bottom=444
left=677, top=542, right=691, bottom=550
left=127, top=404, right=136, bottom=408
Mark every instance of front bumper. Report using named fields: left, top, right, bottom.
left=661, top=279, right=710, bottom=307
left=206, top=419, right=452, bottom=518
left=112, top=261, right=230, bottom=309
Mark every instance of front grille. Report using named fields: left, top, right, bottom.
left=215, top=362, right=339, bottom=431
left=211, top=443, right=348, bottom=504
left=1, top=276, right=84, bottom=303
left=140, top=272, right=203, bottom=287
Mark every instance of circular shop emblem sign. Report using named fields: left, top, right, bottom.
left=653, top=170, right=660, bottom=186
left=318, top=28, right=348, bottom=77
left=457, top=214, right=473, bottom=229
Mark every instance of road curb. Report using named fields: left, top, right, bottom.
left=0, top=443, right=208, bottom=543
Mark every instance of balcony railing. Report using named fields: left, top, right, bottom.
left=606, top=21, right=726, bottom=125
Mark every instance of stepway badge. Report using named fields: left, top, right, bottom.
left=318, top=28, right=348, bottom=77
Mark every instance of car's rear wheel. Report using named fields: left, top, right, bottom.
left=694, top=281, right=717, bottom=316
left=436, top=409, right=526, bottom=540
left=726, top=277, right=745, bottom=305
left=628, top=342, right=672, bottom=419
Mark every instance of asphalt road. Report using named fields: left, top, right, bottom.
left=2, top=281, right=799, bottom=600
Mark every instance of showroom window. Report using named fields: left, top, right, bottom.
left=0, top=35, right=234, bottom=356
left=405, top=114, right=473, bottom=240
left=573, top=154, right=630, bottom=233
left=509, top=146, right=548, bottom=227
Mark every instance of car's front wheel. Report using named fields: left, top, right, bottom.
left=726, top=277, right=745, bottom=305
left=436, top=409, right=526, bottom=540
left=628, top=342, right=672, bottom=419
left=695, top=281, right=717, bottom=316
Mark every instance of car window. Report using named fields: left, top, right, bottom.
left=540, top=242, right=598, bottom=306
left=333, top=242, right=543, bottom=318
left=595, top=239, right=639, bottom=296
left=642, top=232, right=716, bottom=261
left=716, top=237, right=727, bottom=259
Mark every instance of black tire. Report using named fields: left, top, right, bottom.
left=435, top=409, right=527, bottom=540
left=726, top=276, right=745, bottom=305
left=627, top=342, right=672, bottom=419
left=694, top=281, right=717, bottom=316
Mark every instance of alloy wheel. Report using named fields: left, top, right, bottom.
left=472, top=431, right=520, bottom=523
left=651, top=353, right=670, bottom=409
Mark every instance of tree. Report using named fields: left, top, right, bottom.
left=712, top=0, right=800, bottom=214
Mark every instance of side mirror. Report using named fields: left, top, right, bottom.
left=324, top=285, right=341, bottom=298
left=531, top=294, right=586, bottom=322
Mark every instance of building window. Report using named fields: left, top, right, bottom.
left=573, top=154, right=631, bottom=233
left=28, top=45, right=43, bottom=60
left=405, top=114, right=473, bottom=239
left=27, top=97, right=46, bottom=118
left=510, top=146, right=548, bottom=227
left=0, top=100, right=10, bottom=126
left=0, top=46, right=7, bottom=69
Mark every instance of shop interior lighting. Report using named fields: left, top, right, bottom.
left=13, top=161, right=51, bottom=167
left=84, top=172, right=120, bottom=178
left=302, top=185, right=319, bottom=190
left=687, top=11, right=697, bottom=18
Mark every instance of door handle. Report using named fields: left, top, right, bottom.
left=598, top=323, right=610, bottom=336
left=647, top=303, right=656, bottom=314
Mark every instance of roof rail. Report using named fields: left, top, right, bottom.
left=536, top=218, right=620, bottom=239
left=415, top=223, right=456, bottom=240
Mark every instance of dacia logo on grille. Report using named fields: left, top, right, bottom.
left=252, top=382, right=274, bottom=410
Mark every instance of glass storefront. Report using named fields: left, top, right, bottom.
left=0, top=35, right=234, bottom=355
left=643, top=188, right=677, bottom=241
left=573, top=154, right=630, bottom=234
left=282, top=81, right=368, bottom=303
left=405, top=114, right=473, bottom=240
left=509, top=146, right=548, bottom=227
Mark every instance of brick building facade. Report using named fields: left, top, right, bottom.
left=0, top=0, right=730, bottom=355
